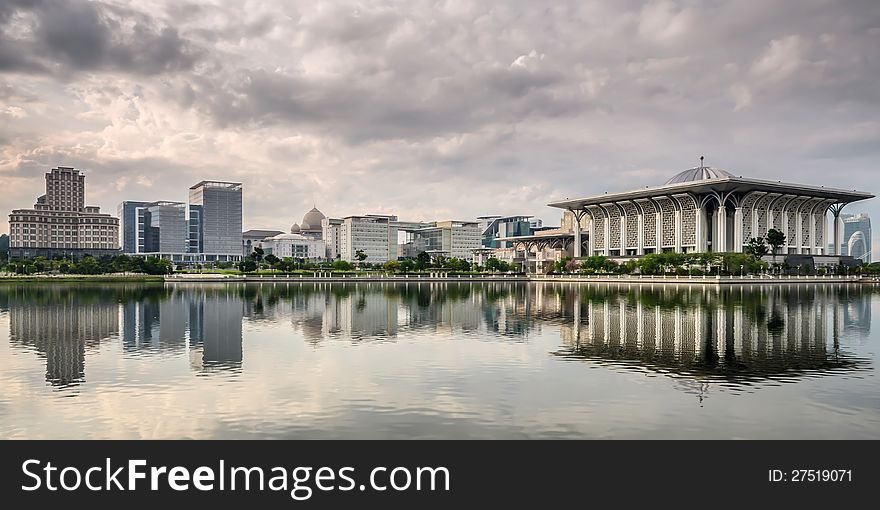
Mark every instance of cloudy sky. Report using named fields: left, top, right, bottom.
left=1, top=0, right=878, bottom=250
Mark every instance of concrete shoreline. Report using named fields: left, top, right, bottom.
left=163, top=274, right=874, bottom=285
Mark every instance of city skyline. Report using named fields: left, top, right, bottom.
left=1, top=1, right=878, bottom=257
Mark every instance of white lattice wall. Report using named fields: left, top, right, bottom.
left=678, top=195, right=697, bottom=246
left=755, top=194, right=776, bottom=238
left=623, top=202, right=639, bottom=248
left=657, top=197, right=675, bottom=247
left=641, top=201, right=657, bottom=248
left=786, top=197, right=806, bottom=244
left=589, top=206, right=605, bottom=250
left=607, top=206, right=621, bottom=249
left=740, top=193, right=761, bottom=242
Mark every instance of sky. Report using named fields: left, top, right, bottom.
left=0, top=0, right=878, bottom=253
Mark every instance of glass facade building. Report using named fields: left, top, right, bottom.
left=188, top=182, right=242, bottom=259
left=840, top=213, right=871, bottom=262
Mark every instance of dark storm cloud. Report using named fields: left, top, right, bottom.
left=0, top=0, right=200, bottom=75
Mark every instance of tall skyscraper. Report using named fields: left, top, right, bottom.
left=187, top=181, right=242, bottom=261
left=839, top=213, right=872, bottom=262
left=8, top=166, right=119, bottom=259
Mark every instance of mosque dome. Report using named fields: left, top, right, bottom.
left=301, top=207, right=326, bottom=231
left=664, top=166, right=735, bottom=185
left=290, top=223, right=301, bottom=233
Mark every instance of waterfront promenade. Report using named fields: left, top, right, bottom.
left=163, top=273, right=870, bottom=285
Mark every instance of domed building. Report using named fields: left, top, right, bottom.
left=547, top=159, right=873, bottom=260
left=298, top=206, right=326, bottom=239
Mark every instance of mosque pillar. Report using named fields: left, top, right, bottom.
left=674, top=208, right=682, bottom=253
left=588, top=216, right=595, bottom=256
left=733, top=207, right=743, bottom=253
left=795, top=210, right=804, bottom=254
left=619, top=214, right=627, bottom=256
left=572, top=212, right=582, bottom=258
left=603, top=217, right=610, bottom=256
left=637, top=213, right=645, bottom=255
left=716, top=207, right=728, bottom=253
left=695, top=207, right=705, bottom=253
left=832, top=208, right=843, bottom=256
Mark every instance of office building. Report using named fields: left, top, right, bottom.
left=478, top=215, right=534, bottom=248
left=398, top=220, right=481, bottom=259
left=325, top=214, right=398, bottom=263
left=8, top=166, right=119, bottom=259
left=187, top=181, right=242, bottom=261
left=119, top=201, right=186, bottom=254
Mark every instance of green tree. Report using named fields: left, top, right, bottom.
left=251, top=247, right=264, bottom=262
left=264, top=254, right=280, bottom=267
left=76, top=255, right=101, bottom=275
left=238, top=257, right=258, bottom=272
left=354, top=249, right=367, bottom=263
left=383, top=260, right=401, bottom=272
left=332, top=259, right=353, bottom=271
left=766, top=228, right=786, bottom=267
left=415, top=251, right=431, bottom=270
left=745, top=237, right=769, bottom=258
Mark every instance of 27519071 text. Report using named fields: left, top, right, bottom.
left=768, top=470, right=852, bottom=482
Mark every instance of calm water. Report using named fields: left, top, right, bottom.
left=0, top=281, right=878, bottom=439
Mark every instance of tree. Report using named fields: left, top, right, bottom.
left=332, top=259, right=353, bottom=271
left=75, top=256, right=101, bottom=275
left=251, top=247, right=264, bottom=262
left=238, top=257, right=258, bottom=272
left=264, top=254, right=280, bottom=267
left=766, top=228, right=786, bottom=267
left=745, top=237, right=769, bottom=258
left=383, top=260, right=401, bottom=272
left=400, top=258, right=415, bottom=273
left=415, top=251, right=431, bottom=270
left=354, top=249, right=367, bottom=263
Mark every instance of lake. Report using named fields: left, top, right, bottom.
left=0, top=281, right=877, bottom=439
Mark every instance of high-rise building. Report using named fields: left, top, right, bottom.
left=478, top=215, right=534, bottom=248
left=8, top=166, right=119, bottom=259
left=839, top=213, right=872, bottom=262
left=188, top=181, right=242, bottom=261
left=119, top=201, right=187, bottom=254
left=322, top=217, right=343, bottom=260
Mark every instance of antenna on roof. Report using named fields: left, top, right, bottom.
left=700, top=155, right=705, bottom=168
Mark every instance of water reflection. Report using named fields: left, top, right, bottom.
left=553, top=285, right=872, bottom=389
left=0, top=282, right=874, bottom=391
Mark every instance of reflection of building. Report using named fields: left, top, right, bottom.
left=323, top=290, right=398, bottom=340
left=7, top=287, right=119, bottom=386
left=553, top=284, right=871, bottom=385
left=548, top=162, right=874, bottom=261
left=9, top=166, right=120, bottom=259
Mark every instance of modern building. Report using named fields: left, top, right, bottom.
left=118, top=201, right=186, bottom=254
left=260, top=233, right=325, bottom=261
left=187, top=181, right=242, bottom=262
left=838, top=213, right=871, bottom=263
left=242, top=229, right=284, bottom=257
left=321, top=217, right=344, bottom=260
left=398, top=220, right=481, bottom=259
left=325, top=214, right=398, bottom=263
left=547, top=162, right=874, bottom=261
left=8, top=166, right=119, bottom=259
left=478, top=215, right=534, bottom=248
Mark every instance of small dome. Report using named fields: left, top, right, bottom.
left=290, top=223, right=301, bottom=233
left=301, top=207, right=326, bottom=231
left=664, top=166, right=734, bottom=185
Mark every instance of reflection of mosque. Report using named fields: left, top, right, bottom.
left=551, top=284, right=872, bottom=386
left=5, top=286, right=119, bottom=386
